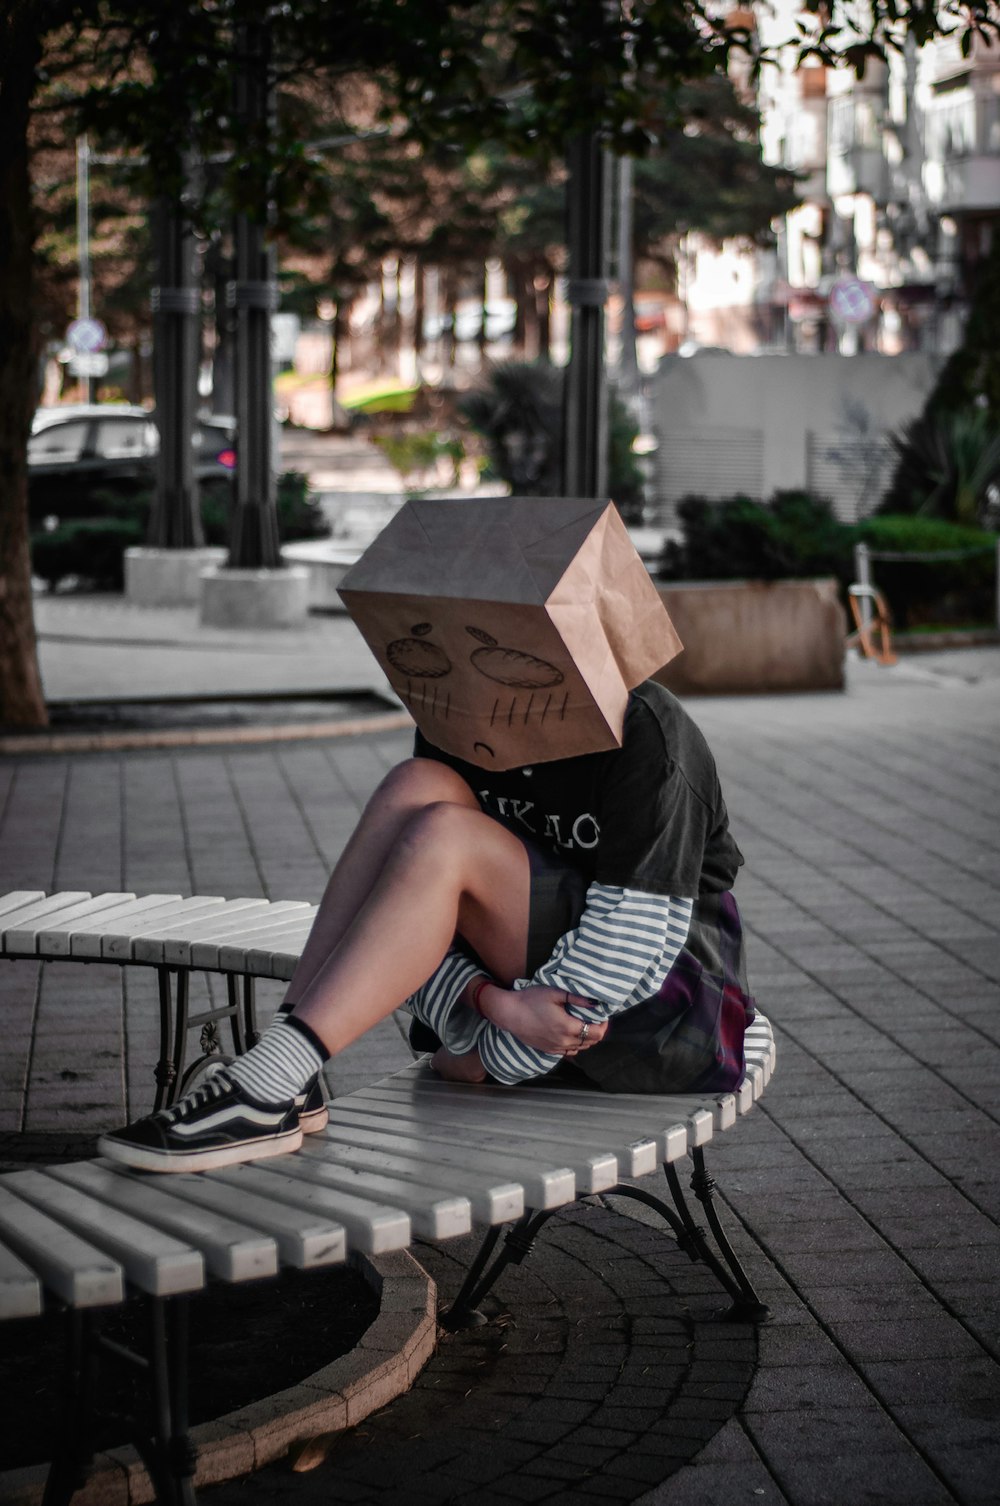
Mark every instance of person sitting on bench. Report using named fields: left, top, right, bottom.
left=100, top=500, right=756, bottom=1174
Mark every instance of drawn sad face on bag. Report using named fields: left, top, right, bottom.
left=383, top=615, right=577, bottom=767
left=338, top=497, right=683, bottom=770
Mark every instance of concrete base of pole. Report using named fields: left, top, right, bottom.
left=199, top=565, right=310, bottom=629
left=125, top=547, right=228, bottom=607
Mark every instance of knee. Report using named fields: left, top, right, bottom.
left=374, top=757, right=478, bottom=813
left=395, top=799, right=478, bottom=874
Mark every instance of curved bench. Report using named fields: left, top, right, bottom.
left=0, top=889, right=321, bottom=1108
left=0, top=890, right=775, bottom=1505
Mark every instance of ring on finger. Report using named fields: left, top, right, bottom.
left=578, top=1022, right=590, bottom=1046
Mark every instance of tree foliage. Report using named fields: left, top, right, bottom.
left=3, top=0, right=1000, bottom=725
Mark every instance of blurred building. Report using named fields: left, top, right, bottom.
left=678, top=2, right=1000, bottom=358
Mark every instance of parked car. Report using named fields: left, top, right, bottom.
left=28, top=405, right=237, bottom=521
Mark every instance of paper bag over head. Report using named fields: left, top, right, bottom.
left=338, top=496, right=683, bottom=770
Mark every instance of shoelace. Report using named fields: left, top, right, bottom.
left=160, top=1072, right=233, bottom=1125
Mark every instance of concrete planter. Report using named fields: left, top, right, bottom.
left=655, top=578, right=847, bottom=695
left=281, top=540, right=363, bottom=611
left=200, top=565, right=310, bottom=629
left=125, top=547, right=228, bottom=607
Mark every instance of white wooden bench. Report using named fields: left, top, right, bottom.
left=0, top=890, right=775, bottom=1506
left=0, top=889, right=322, bottom=1109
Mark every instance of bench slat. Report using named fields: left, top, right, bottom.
left=135, top=900, right=310, bottom=967
left=1, top=893, right=91, bottom=951
left=0, top=1238, right=44, bottom=1319
left=0, top=890, right=46, bottom=922
left=222, top=918, right=317, bottom=974
left=207, top=1163, right=412, bottom=1255
left=356, top=1075, right=727, bottom=1152
left=100, top=897, right=231, bottom=959
left=266, top=952, right=302, bottom=982
left=0, top=1184, right=123, bottom=1309
left=35, top=893, right=138, bottom=955
left=260, top=1153, right=472, bottom=1241
left=185, top=904, right=316, bottom=969
left=69, top=894, right=185, bottom=956
left=295, top=1138, right=524, bottom=1226
left=11, top=892, right=133, bottom=955
left=316, top=1114, right=583, bottom=1205
left=141, top=1172, right=347, bottom=1270
left=55, top=1163, right=279, bottom=1283
left=336, top=1091, right=662, bottom=1179
left=3, top=1170, right=205, bottom=1297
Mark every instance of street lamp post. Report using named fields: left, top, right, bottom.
left=148, top=186, right=204, bottom=550
left=228, top=25, right=281, bottom=570
left=562, top=133, right=611, bottom=500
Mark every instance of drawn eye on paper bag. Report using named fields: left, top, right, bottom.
left=465, top=627, right=564, bottom=688
left=386, top=623, right=452, bottom=679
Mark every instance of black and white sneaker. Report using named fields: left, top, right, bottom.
left=98, top=1074, right=303, bottom=1173
left=296, top=1075, right=329, bottom=1135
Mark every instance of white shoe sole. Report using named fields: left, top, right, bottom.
left=97, top=1125, right=303, bottom=1174
left=299, top=1104, right=329, bottom=1135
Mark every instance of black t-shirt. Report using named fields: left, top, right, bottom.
left=414, top=679, right=742, bottom=899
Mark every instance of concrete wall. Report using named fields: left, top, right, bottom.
left=650, top=352, right=943, bottom=524
left=654, top=578, right=847, bottom=695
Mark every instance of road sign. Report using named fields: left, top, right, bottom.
left=66, top=316, right=108, bottom=353
left=828, top=278, right=877, bottom=327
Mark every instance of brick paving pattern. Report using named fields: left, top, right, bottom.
left=1, top=648, right=998, bottom=1503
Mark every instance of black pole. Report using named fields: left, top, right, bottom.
left=148, top=187, right=204, bottom=550
left=228, top=24, right=281, bottom=570
left=562, top=134, right=611, bottom=499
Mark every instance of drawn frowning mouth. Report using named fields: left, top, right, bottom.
left=472, top=741, right=496, bottom=761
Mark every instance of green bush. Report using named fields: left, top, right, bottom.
left=371, top=431, right=466, bottom=486
left=199, top=472, right=329, bottom=547
left=31, top=516, right=147, bottom=591
left=854, top=514, right=997, bottom=629
left=657, top=493, right=997, bottom=631
left=459, top=361, right=645, bottom=522
left=659, top=491, right=853, bottom=583
left=881, top=409, right=1000, bottom=526
left=30, top=472, right=325, bottom=591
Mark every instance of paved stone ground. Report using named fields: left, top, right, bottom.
left=1, top=647, right=999, bottom=1504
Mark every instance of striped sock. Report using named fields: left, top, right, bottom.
left=227, top=1014, right=327, bottom=1105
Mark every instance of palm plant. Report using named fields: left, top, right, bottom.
left=883, top=409, right=1000, bottom=527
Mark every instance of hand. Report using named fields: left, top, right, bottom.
left=484, top=985, right=608, bottom=1056
left=430, top=1046, right=488, bottom=1083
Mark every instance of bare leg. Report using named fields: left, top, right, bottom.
left=292, top=797, right=532, bottom=1057
left=284, top=758, right=483, bottom=1004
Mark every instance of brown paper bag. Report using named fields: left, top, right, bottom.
left=338, top=496, right=683, bottom=770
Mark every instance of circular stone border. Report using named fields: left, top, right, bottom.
left=1, top=1249, right=437, bottom=1506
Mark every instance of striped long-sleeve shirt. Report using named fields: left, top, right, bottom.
left=407, top=882, right=693, bottom=1085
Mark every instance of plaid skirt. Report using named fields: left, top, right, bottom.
left=565, top=888, right=756, bottom=1095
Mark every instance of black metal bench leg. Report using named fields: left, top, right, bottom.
left=167, top=970, right=192, bottom=1109
left=605, top=1155, right=768, bottom=1322
left=243, top=974, right=260, bottom=1047
left=42, top=1311, right=97, bottom=1506
left=687, top=1147, right=769, bottom=1321
left=145, top=1296, right=197, bottom=1506
left=43, top=1298, right=198, bottom=1506
left=154, top=967, right=178, bottom=1111
left=441, top=1210, right=556, bottom=1331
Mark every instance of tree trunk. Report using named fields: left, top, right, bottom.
left=508, top=257, right=527, bottom=356
left=327, top=292, right=349, bottom=400
left=0, top=4, right=48, bottom=727
left=476, top=263, right=488, bottom=364
left=537, top=268, right=552, bottom=361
